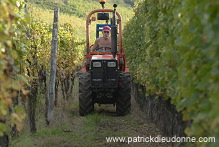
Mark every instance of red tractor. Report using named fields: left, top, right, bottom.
left=79, top=0, right=131, bottom=116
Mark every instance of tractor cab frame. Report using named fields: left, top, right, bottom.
left=82, top=3, right=129, bottom=72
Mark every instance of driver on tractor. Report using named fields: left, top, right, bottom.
left=91, top=26, right=112, bottom=52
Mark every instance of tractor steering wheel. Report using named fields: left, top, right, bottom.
left=95, top=47, right=111, bottom=52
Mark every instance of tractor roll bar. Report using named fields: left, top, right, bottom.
left=86, top=9, right=123, bottom=53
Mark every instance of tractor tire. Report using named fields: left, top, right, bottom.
left=79, top=72, right=94, bottom=116
left=116, top=72, right=131, bottom=116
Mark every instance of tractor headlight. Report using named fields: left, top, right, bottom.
left=107, top=62, right=116, bottom=67
left=93, top=62, right=101, bottom=67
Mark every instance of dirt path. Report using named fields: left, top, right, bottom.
left=10, top=85, right=170, bottom=147
left=77, top=97, right=171, bottom=147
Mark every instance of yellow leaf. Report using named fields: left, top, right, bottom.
left=11, top=113, right=24, bottom=132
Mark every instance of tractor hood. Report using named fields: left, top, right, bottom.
left=91, top=55, right=117, bottom=60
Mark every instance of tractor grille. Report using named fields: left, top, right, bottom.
left=91, top=59, right=118, bottom=90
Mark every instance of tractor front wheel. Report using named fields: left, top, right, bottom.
left=116, top=72, right=131, bottom=116
left=79, top=72, right=94, bottom=116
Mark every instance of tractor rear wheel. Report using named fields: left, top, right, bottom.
left=79, top=72, right=94, bottom=116
left=116, top=72, right=131, bottom=116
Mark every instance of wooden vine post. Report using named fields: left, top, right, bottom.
left=46, top=7, right=59, bottom=125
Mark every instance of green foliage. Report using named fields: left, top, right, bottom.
left=57, top=22, right=85, bottom=78
left=28, top=0, right=135, bottom=18
left=0, top=0, right=85, bottom=136
left=0, top=0, right=29, bottom=135
left=29, top=20, right=84, bottom=81
left=124, top=0, right=219, bottom=146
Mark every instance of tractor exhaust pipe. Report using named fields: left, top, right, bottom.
left=111, top=4, right=117, bottom=58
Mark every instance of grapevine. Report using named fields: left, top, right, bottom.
left=124, top=0, right=219, bottom=145
left=0, top=0, right=29, bottom=135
